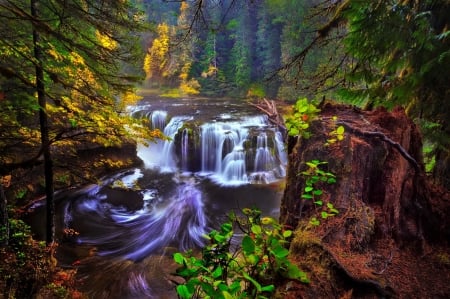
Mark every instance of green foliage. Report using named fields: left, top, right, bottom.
left=0, top=218, right=60, bottom=298
left=246, top=83, right=266, bottom=99
left=423, top=142, right=436, bottom=173
left=173, top=208, right=308, bottom=299
left=0, top=0, right=156, bottom=175
left=325, top=116, right=345, bottom=146
left=285, top=98, right=320, bottom=138
left=300, top=160, right=338, bottom=226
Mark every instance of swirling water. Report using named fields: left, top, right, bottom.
left=32, top=98, right=286, bottom=298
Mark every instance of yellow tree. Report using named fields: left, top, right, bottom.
left=0, top=0, right=162, bottom=243
left=143, top=23, right=170, bottom=84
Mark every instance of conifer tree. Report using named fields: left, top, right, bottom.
left=0, top=0, right=159, bottom=242
left=282, top=0, right=450, bottom=187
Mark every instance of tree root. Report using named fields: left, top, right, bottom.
left=337, top=121, right=421, bottom=173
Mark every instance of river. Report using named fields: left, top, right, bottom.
left=30, top=96, right=287, bottom=298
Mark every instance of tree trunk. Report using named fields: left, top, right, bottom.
left=278, top=103, right=450, bottom=298
left=0, top=181, right=8, bottom=246
left=31, top=0, right=54, bottom=245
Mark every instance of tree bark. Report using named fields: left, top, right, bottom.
left=278, top=103, right=450, bottom=298
left=0, top=180, right=8, bottom=246
left=31, top=0, right=54, bottom=245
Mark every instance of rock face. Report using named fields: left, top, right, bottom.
left=278, top=104, right=450, bottom=298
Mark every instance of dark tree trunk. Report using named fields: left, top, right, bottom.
left=0, top=182, right=8, bottom=246
left=278, top=103, right=450, bottom=298
left=433, top=148, right=450, bottom=190
left=31, top=0, right=54, bottom=245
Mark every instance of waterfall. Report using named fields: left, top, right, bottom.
left=200, top=120, right=251, bottom=185
left=136, top=108, right=286, bottom=185
left=180, top=128, right=189, bottom=172
left=150, top=110, right=167, bottom=131
left=138, top=112, right=192, bottom=172
left=160, top=116, right=189, bottom=172
left=254, top=132, right=275, bottom=172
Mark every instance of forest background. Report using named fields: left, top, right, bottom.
left=0, top=0, right=449, bottom=298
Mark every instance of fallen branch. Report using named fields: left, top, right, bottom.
left=249, top=98, right=287, bottom=139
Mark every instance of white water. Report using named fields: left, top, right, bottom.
left=138, top=109, right=286, bottom=186
left=51, top=99, right=286, bottom=298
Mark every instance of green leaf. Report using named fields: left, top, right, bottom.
left=242, top=235, right=255, bottom=254
left=221, top=222, right=233, bottom=233
left=213, top=233, right=227, bottom=243
left=309, top=217, right=320, bottom=226
left=212, top=266, right=223, bottom=278
left=243, top=272, right=262, bottom=292
left=261, top=284, right=275, bottom=292
left=321, top=211, right=329, bottom=219
left=222, top=291, right=234, bottom=299
left=251, top=225, right=262, bottom=235
left=301, top=194, right=313, bottom=199
left=314, top=200, right=323, bottom=206
left=313, top=189, right=323, bottom=196
left=247, top=254, right=260, bottom=265
left=176, top=285, right=193, bottom=299
left=298, top=105, right=308, bottom=113
left=286, top=263, right=308, bottom=282
left=327, top=177, right=337, bottom=184
left=271, top=245, right=289, bottom=259
left=336, top=125, right=345, bottom=135
left=229, top=281, right=241, bottom=294
left=304, top=186, right=314, bottom=192
left=283, top=230, right=293, bottom=238
left=173, top=252, right=185, bottom=264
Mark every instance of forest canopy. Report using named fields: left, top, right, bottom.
left=139, top=0, right=449, bottom=187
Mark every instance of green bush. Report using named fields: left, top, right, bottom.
left=173, top=208, right=309, bottom=299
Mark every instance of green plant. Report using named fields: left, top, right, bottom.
left=285, top=98, right=320, bottom=139
left=173, top=208, right=309, bottom=299
left=325, top=116, right=345, bottom=146
left=45, top=282, right=68, bottom=298
left=300, top=160, right=339, bottom=226
left=0, top=218, right=59, bottom=298
left=15, top=188, right=28, bottom=200
left=422, top=142, right=436, bottom=173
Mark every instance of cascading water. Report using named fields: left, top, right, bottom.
left=181, top=128, right=189, bottom=172
left=137, top=111, right=192, bottom=172
left=40, top=98, right=287, bottom=299
left=138, top=111, right=286, bottom=186
left=254, top=132, right=275, bottom=172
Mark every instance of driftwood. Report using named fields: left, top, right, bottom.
left=249, top=98, right=287, bottom=138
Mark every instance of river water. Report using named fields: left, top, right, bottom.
left=30, top=97, right=287, bottom=298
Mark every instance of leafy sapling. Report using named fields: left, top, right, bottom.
left=300, top=160, right=339, bottom=226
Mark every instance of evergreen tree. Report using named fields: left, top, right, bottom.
left=0, top=0, right=158, bottom=242
left=282, top=0, right=450, bottom=187
left=256, top=0, right=283, bottom=97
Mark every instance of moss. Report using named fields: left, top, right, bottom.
left=290, top=228, right=322, bottom=255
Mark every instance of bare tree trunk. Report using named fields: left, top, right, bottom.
left=31, top=0, right=54, bottom=245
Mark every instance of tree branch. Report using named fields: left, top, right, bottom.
left=337, top=121, right=422, bottom=172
